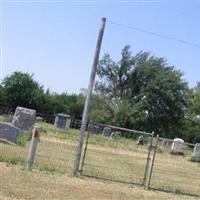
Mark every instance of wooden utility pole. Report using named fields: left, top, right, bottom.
left=73, top=17, right=106, bottom=175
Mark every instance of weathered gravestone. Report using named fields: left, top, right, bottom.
left=103, top=127, right=112, bottom=137
left=192, top=143, right=200, bottom=162
left=110, top=131, right=121, bottom=139
left=0, top=123, right=21, bottom=143
left=54, top=113, right=71, bottom=130
left=88, top=124, right=100, bottom=134
left=12, top=107, right=36, bottom=130
left=171, top=138, right=184, bottom=154
left=137, top=135, right=144, bottom=145
left=0, top=107, right=36, bottom=143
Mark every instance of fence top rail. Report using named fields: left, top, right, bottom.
left=91, top=122, right=196, bottom=146
left=106, top=125, right=153, bottom=136
left=158, top=137, right=195, bottom=147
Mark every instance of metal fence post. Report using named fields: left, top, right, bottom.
left=143, top=132, right=154, bottom=188
left=147, top=134, right=159, bottom=189
left=26, top=126, right=40, bottom=170
left=79, top=130, right=90, bottom=173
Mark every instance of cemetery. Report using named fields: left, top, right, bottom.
left=0, top=4, right=199, bottom=200
left=0, top=108, right=200, bottom=199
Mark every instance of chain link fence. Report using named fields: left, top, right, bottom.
left=0, top=106, right=80, bottom=174
left=149, top=138, right=200, bottom=197
left=80, top=124, right=153, bottom=186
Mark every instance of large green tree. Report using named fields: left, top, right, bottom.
left=2, top=71, right=45, bottom=111
left=1, top=71, right=85, bottom=118
left=95, top=46, right=188, bottom=138
left=183, top=83, right=200, bottom=143
left=0, top=85, right=5, bottom=106
left=128, top=53, right=188, bottom=136
left=96, top=45, right=134, bottom=106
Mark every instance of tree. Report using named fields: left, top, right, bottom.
left=128, top=53, right=188, bottom=136
left=42, top=92, right=85, bottom=119
left=95, top=46, right=188, bottom=138
left=183, top=83, right=200, bottom=143
left=89, top=94, right=112, bottom=124
left=0, top=84, right=5, bottom=106
left=2, top=71, right=44, bottom=111
left=96, top=45, right=134, bottom=106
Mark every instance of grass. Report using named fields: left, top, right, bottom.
left=0, top=163, right=197, bottom=200
left=0, top=121, right=200, bottom=199
left=16, top=132, right=32, bottom=146
left=0, top=115, right=11, bottom=123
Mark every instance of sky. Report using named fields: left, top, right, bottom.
left=0, top=0, right=200, bottom=94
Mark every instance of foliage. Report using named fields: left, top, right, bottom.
left=90, top=94, right=113, bottom=124
left=0, top=71, right=85, bottom=119
left=95, top=46, right=189, bottom=138
left=16, top=132, right=32, bottom=146
left=2, top=71, right=44, bottom=111
left=0, top=85, right=5, bottom=106
left=96, top=46, right=134, bottom=102
left=182, top=85, right=200, bottom=143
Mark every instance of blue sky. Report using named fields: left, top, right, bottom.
left=1, top=1, right=200, bottom=93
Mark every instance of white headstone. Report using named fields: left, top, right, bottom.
left=192, top=143, right=200, bottom=162
left=171, top=138, right=184, bottom=154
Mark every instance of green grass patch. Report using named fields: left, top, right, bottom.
left=16, top=132, right=32, bottom=146
left=0, top=155, right=26, bottom=165
left=0, top=115, right=11, bottom=123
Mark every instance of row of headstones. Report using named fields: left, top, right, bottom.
left=170, top=138, right=200, bottom=162
left=88, top=125, right=121, bottom=139
left=90, top=126, right=200, bottom=162
left=52, top=118, right=200, bottom=162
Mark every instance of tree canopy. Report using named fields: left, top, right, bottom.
left=0, top=71, right=85, bottom=119
left=95, top=45, right=189, bottom=138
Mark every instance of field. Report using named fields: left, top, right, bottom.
left=0, top=122, right=200, bottom=200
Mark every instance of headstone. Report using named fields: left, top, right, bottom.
left=12, top=107, right=36, bottom=131
left=87, top=124, right=100, bottom=134
left=93, top=125, right=100, bottom=134
left=103, top=127, right=112, bottom=137
left=110, top=131, right=121, bottom=139
left=192, top=143, right=200, bottom=162
left=87, top=123, right=93, bottom=132
left=36, top=117, right=43, bottom=122
left=0, top=123, right=21, bottom=143
left=171, top=138, right=184, bottom=154
left=54, top=113, right=71, bottom=130
left=137, top=135, right=144, bottom=145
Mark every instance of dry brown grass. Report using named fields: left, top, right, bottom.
left=0, top=163, right=197, bottom=200
left=0, top=122, right=200, bottom=199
